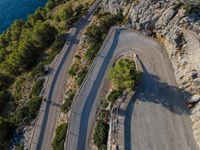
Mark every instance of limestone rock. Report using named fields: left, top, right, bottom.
left=188, top=94, right=200, bottom=103
left=190, top=102, right=200, bottom=122
left=193, top=78, right=200, bottom=88
left=155, top=7, right=176, bottom=29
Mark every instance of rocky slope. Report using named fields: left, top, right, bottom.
left=102, top=0, right=200, bottom=147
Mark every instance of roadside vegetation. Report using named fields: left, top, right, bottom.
left=0, top=0, right=94, bottom=149
left=63, top=9, right=124, bottom=115
left=93, top=58, right=140, bottom=150
left=108, top=59, right=139, bottom=90
left=58, top=8, right=124, bottom=150
left=61, top=90, right=76, bottom=113
left=67, top=9, right=124, bottom=91
left=52, top=123, right=68, bottom=150
left=107, top=90, right=123, bottom=106
left=93, top=120, right=109, bottom=150
left=84, top=10, right=123, bottom=61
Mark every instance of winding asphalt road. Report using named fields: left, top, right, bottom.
left=29, top=0, right=101, bottom=150
left=66, top=28, right=198, bottom=150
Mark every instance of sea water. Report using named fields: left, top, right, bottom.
left=0, top=0, right=47, bottom=33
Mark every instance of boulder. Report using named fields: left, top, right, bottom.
left=191, top=69, right=198, bottom=79
left=188, top=94, right=200, bottom=103
left=193, top=78, right=200, bottom=88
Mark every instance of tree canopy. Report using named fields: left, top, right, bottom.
left=108, top=59, right=139, bottom=90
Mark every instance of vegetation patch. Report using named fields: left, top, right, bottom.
left=93, top=120, right=109, bottom=150
left=29, top=79, right=44, bottom=98
left=84, top=11, right=123, bottom=61
left=52, top=123, right=68, bottom=150
left=76, top=68, right=88, bottom=86
left=107, top=90, right=123, bottom=106
left=61, top=90, right=76, bottom=113
left=108, top=59, right=139, bottom=90
left=10, top=96, right=42, bottom=126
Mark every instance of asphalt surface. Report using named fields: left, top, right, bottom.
left=29, top=1, right=101, bottom=150
left=66, top=28, right=198, bottom=150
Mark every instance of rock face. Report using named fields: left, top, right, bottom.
left=102, top=0, right=200, bottom=147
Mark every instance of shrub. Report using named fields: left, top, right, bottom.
left=0, top=73, right=13, bottom=90
left=52, top=36, right=65, bottom=52
left=85, top=43, right=101, bottom=61
left=59, top=7, right=74, bottom=21
left=98, top=110, right=109, bottom=121
left=0, top=90, right=10, bottom=110
left=52, top=123, right=68, bottom=150
left=100, top=99, right=109, bottom=109
left=93, top=120, right=108, bottom=149
left=0, top=117, right=15, bottom=150
left=31, top=63, right=46, bottom=78
left=61, top=91, right=75, bottom=113
left=107, top=90, right=123, bottom=105
left=30, top=79, right=44, bottom=98
left=108, top=59, right=139, bottom=90
left=13, top=96, right=41, bottom=125
left=84, top=12, right=123, bottom=62
left=74, top=4, right=84, bottom=16
left=68, top=63, right=79, bottom=77
left=76, top=68, right=88, bottom=86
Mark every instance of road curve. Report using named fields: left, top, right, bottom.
left=29, top=1, right=101, bottom=150
left=66, top=27, right=198, bottom=150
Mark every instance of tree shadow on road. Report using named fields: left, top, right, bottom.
left=124, top=58, right=192, bottom=150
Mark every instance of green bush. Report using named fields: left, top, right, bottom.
left=108, top=59, right=139, bottom=90
left=85, top=43, right=101, bottom=61
left=52, top=36, right=65, bottom=52
left=0, top=90, right=10, bottom=110
left=98, top=110, right=109, bottom=121
left=100, top=99, right=109, bottom=109
left=0, top=73, right=13, bottom=90
left=30, top=78, right=44, bottom=98
left=0, top=117, right=15, bottom=150
left=74, top=4, right=84, bottom=16
left=61, top=91, right=75, bottom=113
left=31, top=63, right=46, bottom=78
left=93, top=120, right=108, bottom=150
left=107, top=90, right=123, bottom=105
left=68, top=63, right=79, bottom=77
left=13, top=96, right=41, bottom=125
left=46, top=0, right=66, bottom=10
left=84, top=12, right=123, bottom=61
left=52, top=123, right=68, bottom=150
left=76, top=68, right=88, bottom=86
left=85, top=25, right=105, bottom=44
left=0, top=22, right=57, bottom=74
left=60, top=7, right=74, bottom=21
